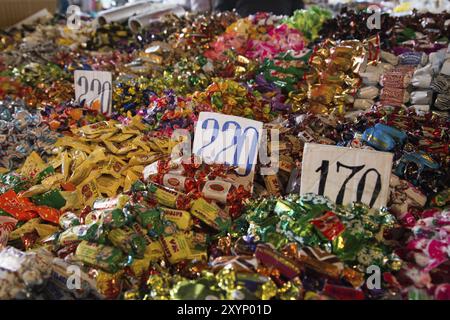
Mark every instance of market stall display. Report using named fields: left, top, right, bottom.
left=0, top=4, right=449, bottom=300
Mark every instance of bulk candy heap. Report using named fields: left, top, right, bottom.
left=0, top=7, right=449, bottom=300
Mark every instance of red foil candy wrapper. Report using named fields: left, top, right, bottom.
left=323, top=283, right=365, bottom=300
left=0, top=190, right=38, bottom=221
left=310, top=211, right=345, bottom=241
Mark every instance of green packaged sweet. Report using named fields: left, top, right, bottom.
left=32, top=189, right=66, bottom=209
left=0, top=172, right=31, bottom=193
left=35, top=166, right=56, bottom=184
left=85, top=208, right=129, bottom=230
left=108, top=226, right=147, bottom=258
left=245, top=193, right=400, bottom=272
left=282, top=6, right=332, bottom=41
left=170, top=277, right=225, bottom=300
left=75, top=240, right=131, bottom=273
left=136, top=207, right=176, bottom=237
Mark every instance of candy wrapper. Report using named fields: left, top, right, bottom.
left=0, top=99, right=60, bottom=170
left=0, top=7, right=449, bottom=301
left=246, top=193, right=401, bottom=273
left=282, top=6, right=332, bottom=42
left=0, top=247, right=53, bottom=299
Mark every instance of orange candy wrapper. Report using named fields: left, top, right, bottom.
left=0, top=190, right=61, bottom=224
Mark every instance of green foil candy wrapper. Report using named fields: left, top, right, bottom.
left=0, top=172, right=32, bottom=193
left=31, top=189, right=66, bottom=209
left=245, top=193, right=401, bottom=272
left=108, top=226, right=147, bottom=259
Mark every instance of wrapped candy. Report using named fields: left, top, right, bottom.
left=395, top=207, right=450, bottom=299
left=74, top=241, right=131, bottom=273
left=246, top=193, right=401, bottom=273
left=191, top=79, right=274, bottom=122
left=0, top=247, right=53, bottom=299
left=0, top=99, right=60, bottom=170
left=0, top=7, right=449, bottom=301
left=282, top=6, right=332, bottom=42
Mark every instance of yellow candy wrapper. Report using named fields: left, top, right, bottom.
left=68, top=149, right=106, bottom=185
left=60, top=191, right=84, bottom=211
left=119, top=126, right=140, bottom=135
left=132, top=135, right=151, bottom=152
left=61, top=151, right=72, bottom=181
left=77, top=176, right=101, bottom=207
left=130, top=241, right=165, bottom=277
left=159, top=233, right=192, bottom=264
left=100, top=156, right=126, bottom=179
left=117, top=141, right=138, bottom=155
left=147, top=183, right=184, bottom=208
left=128, top=166, right=144, bottom=175
left=41, top=173, right=65, bottom=188
left=70, top=150, right=88, bottom=171
left=20, top=152, right=46, bottom=177
left=20, top=184, right=53, bottom=198
left=49, top=157, right=62, bottom=170
left=108, top=133, right=135, bottom=143
left=125, top=150, right=149, bottom=159
left=190, top=198, right=230, bottom=231
left=147, top=137, right=174, bottom=154
left=101, top=141, right=119, bottom=154
left=160, top=207, right=192, bottom=231
left=97, top=176, right=122, bottom=198
left=9, top=218, right=41, bottom=240
left=76, top=121, right=117, bottom=136
left=128, top=153, right=162, bottom=166
left=55, top=136, right=93, bottom=154
left=34, top=224, right=59, bottom=238
left=127, top=115, right=147, bottom=131
left=123, top=170, right=140, bottom=193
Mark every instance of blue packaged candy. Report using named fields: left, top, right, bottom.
left=395, top=151, right=440, bottom=180
left=362, top=127, right=396, bottom=151
left=374, top=123, right=407, bottom=145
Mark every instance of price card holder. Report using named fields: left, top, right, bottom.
left=192, top=112, right=263, bottom=191
left=74, top=70, right=112, bottom=116
left=300, top=143, right=393, bottom=208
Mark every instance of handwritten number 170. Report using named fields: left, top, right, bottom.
left=315, top=160, right=382, bottom=207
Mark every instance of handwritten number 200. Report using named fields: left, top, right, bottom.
left=315, top=160, right=382, bottom=207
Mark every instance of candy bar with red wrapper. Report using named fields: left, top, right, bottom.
left=310, top=211, right=345, bottom=241
left=0, top=190, right=61, bottom=224
left=322, top=283, right=365, bottom=300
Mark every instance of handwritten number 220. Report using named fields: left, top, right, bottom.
left=315, top=160, right=382, bottom=207
left=198, top=118, right=259, bottom=176
left=77, top=76, right=112, bottom=115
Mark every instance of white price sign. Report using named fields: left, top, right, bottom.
left=193, top=112, right=263, bottom=189
left=74, top=70, right=112, bottom=116
left=300, top=144, right=393, bottom=208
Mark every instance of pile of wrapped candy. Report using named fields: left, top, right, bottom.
left=0, top=6, right=449, bottom=300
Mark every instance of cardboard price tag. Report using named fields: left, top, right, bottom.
left=74, top=70, right=112, bottom=116
left=300, top=143, right=393, bottom=208
left=193, top=112, right=263, bottom=190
